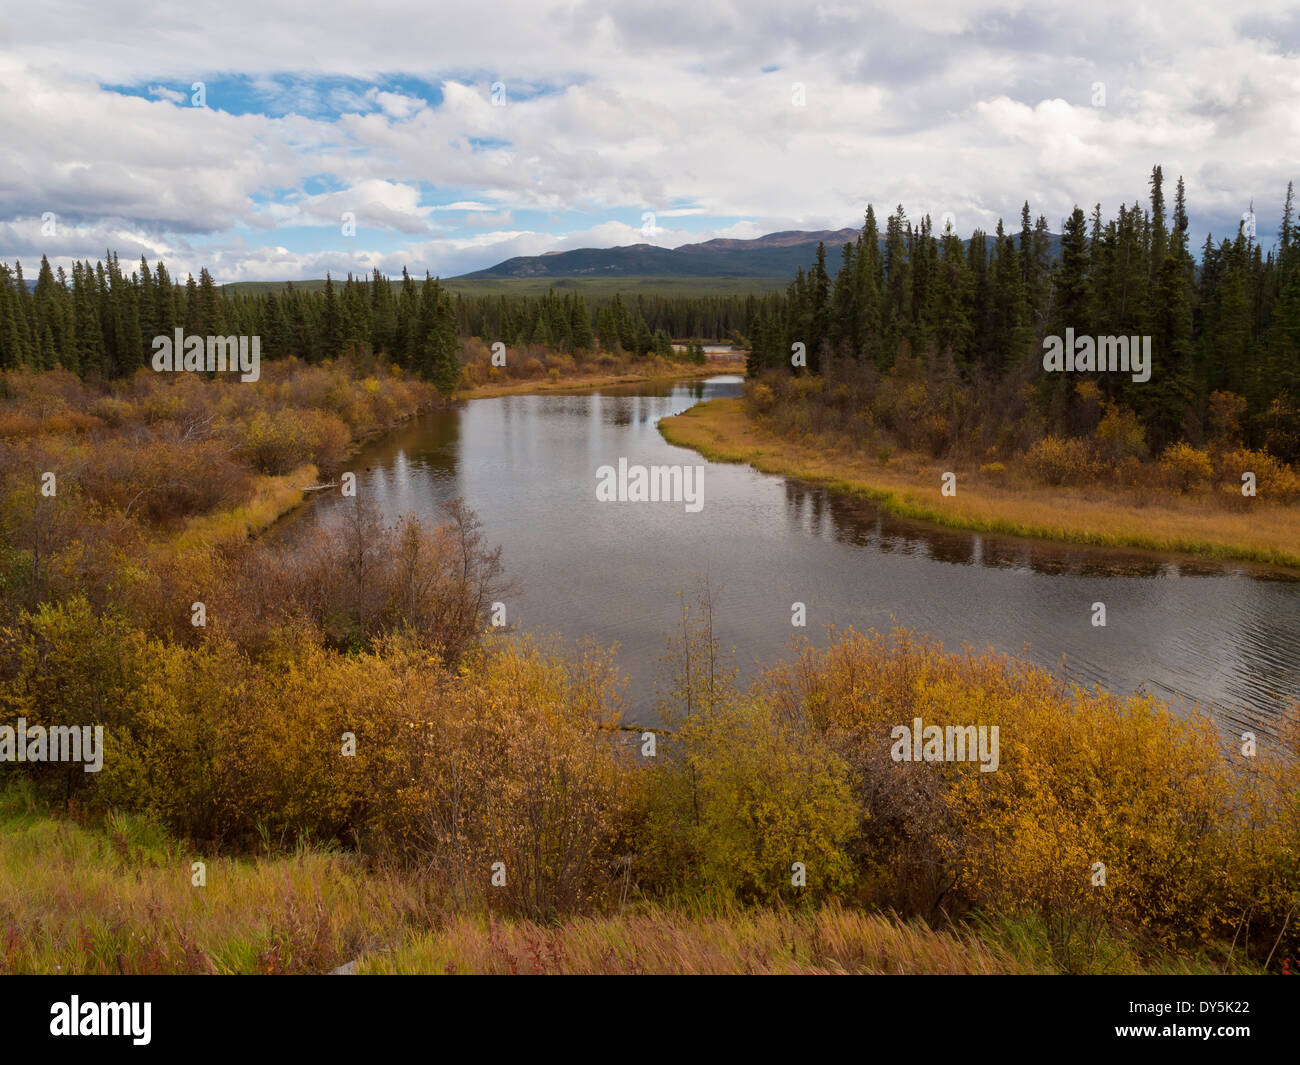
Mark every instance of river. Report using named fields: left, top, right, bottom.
left=282, top=375, right=1300, bottom=735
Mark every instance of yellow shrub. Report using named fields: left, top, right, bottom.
left=747, top=383, right=776, bottom=412
left=648, top=693, right=857, bottom=905
left=1217, top=448, right=1300, bottom=502
left=1022, top=436, right=1100, bottom=486
left=1096, top=403, right=1147, bottom=462
left=1159, top=442, right=1214, bottom=493
left=764, top=628, right=1300, bottom=969
left=234, top=409, right=315, bottom=474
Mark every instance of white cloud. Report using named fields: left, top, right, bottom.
left=0, top=0, right=1296, bottom=278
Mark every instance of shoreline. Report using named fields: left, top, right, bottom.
left=454, top=358, right=744, bottom=400
left=233, top=361, right=746, bottom=542
left=659, top=397, right=1300, bottom=574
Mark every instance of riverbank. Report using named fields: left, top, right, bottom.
left=156, top=360, right=745, bottom=551
left=456, top=357, right=744, bottom=399
left=249, top=361, right=744, bottom=536
left=660, top=397, right=1300, bottom=572
left=0, top=784, right=1244, bottom=975
left=173, top=464, right=317, bottom=551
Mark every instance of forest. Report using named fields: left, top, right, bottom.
left=746, top=167, right=1300, bottom=462
left=5, top=167, right=1297, bottom=464
left=0, top=258, right=739, bottom=387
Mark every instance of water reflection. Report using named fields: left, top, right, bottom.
left=281, top=375, right=1300, bottom=734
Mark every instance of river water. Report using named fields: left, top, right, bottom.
left=284, top=375, right=1300, bottom=734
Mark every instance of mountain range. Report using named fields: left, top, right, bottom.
left=455, top=229, right=863, bottom=280
left=455, top=226, right=1061, bottom=282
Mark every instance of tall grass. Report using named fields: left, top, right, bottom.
left=0, top=783, right=426, bottom=974
left=363, top=904, right=1032, bottom=975
left=1, top=782, right=1240, bottom=975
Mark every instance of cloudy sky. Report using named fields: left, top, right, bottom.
left=2, top=1, right=1298, bottom=282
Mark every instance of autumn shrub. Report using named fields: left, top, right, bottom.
left=763, top=627, right=1300, bottom=970
left=638, top=587, right=859, bottom=906
left=788, top=375, right=825, bottom=399
left=0, top=412, right=40, bottom=438
left=299, top=409, right=351, bottom=473
left=272, top=364, right=336, bottom=412
left=0, top=598, right=639, bottom=916
left=0, top=443, right=135, bottom=610
left=233, top=409, right=318, bottom=474
left=76, top=437, right=251, bottom=524
left=920, top=413, right=952, bottom=458
left=1095, top=403, right=1148, bottom=464
left=645, top=692, right=858, bottom=906
left=109, top=628, right=637, bottom=917
left=387, top=636, right=641, bottom=919
left=243, top=498, right=508, bottom=660
left=1, top=584, right=1296, bottom=965
left=1022, top=436, right=1100, bottom=486
left=1158, top=442, right=1214, bottom=494
left=1216, top=448, right=1300, bottom=503
left=0, top=597, right=149, bottom=803
left=1110, top=455, right=1151, bottom=492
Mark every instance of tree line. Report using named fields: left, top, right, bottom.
left=747, top=166, right=1300, bottom=455
left=454, top=289, right=754, bottom=349
left=0, top=260, right=466, bottom=392
left=0, top=258, right=743, bottom=386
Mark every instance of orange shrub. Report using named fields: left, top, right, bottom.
left=1216, top=448, right=1300, bottom=503
left=1022, top=436, right=1100, bottom=486
left=0, top=413, right=39, bottom=438
left=1158, top=442, right=1213, bottom=493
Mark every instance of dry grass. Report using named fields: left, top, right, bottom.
left=0, top=783, right=1245, bottom=975
left=170, top=463, right=317, bottom=553
left=360, top=904, right=1032, bottom=974
left=660, top=398, right=1300, bottom=571
left=0, top=790, right=426, bottom=974
left=460, top=359, right=743, bottom=399
left=0, top=785, right=1018, bottom=975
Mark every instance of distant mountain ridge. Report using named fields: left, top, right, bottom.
left=456, top=229, right=863, bottom=280
left=456, top=226, right=1059, bottom=281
